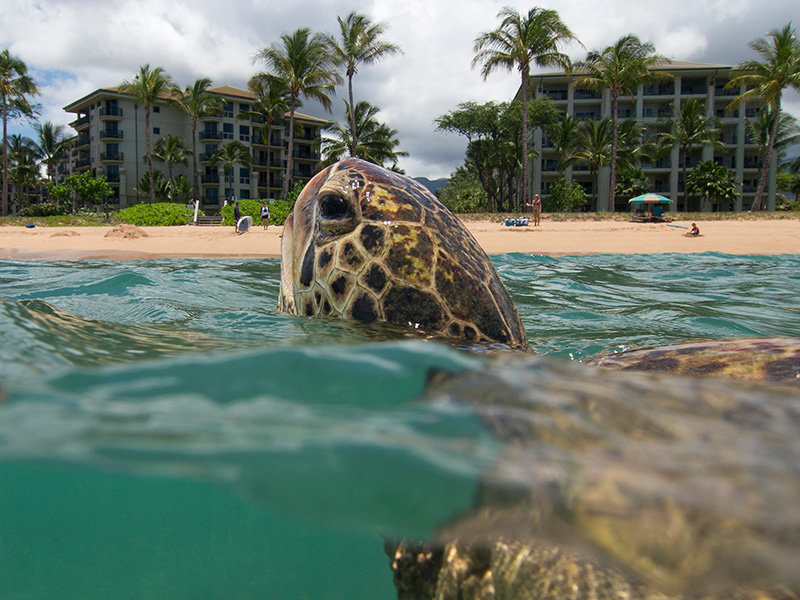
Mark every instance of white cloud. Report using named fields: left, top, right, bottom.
left=2, top=0, right=798, bottom=179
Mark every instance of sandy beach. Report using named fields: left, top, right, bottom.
left=1, top=218, right=799, bottom=260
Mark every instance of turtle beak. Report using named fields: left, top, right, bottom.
left=278, top=213, right=297, bottom=314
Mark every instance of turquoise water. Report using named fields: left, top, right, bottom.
left=1, top=253, right=799, bottom=599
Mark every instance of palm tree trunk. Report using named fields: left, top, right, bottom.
left=283, top=98, right=297, bottom=200
left=682, top=144, right=689, bottom=212
left=145, top=107, right=155, bottom=204
left=348, top=73, right=357, bottom=157
left=191, top=118, right=199, bottom=203
left=609, top=93, right=619, bottom=212
left=521, top=71, right=530, bottom=213
left=752, top=97, right=781, bottom=211
left=2, top=94, right=8, bottom=216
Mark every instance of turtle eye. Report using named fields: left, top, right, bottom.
left=320, top=194, right=351, bottom=219
left=318, top=193, right=357, bottom=235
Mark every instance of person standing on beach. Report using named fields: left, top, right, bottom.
left=526, top=194, right=542, bottom=226
left=260, top=201, right=270, bottom=230
left=233, top=201, right=241, bottom=234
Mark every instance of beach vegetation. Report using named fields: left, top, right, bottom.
left=118, top=65, right=179, bottom=204
left=686, top=161, right=738, bottom=210
left=7, top=133, right=39, bottom=207
left=327, top=12, right=402, bottom=157
left=322, top=100, right=407, bottom=169
left=253, top=28, right=341, bottom=200
left=152, top=134, right=191, bottom=181
left=568, top=117, right=613, bottom=207
left=473, top=6, right=579, bottom=212
left=117, top=202, right=198, bottom=226
left=573, top=35, right=671, bottom=212
left=172, top=78, right=223, bottom=203
left=545, top=177, right=587, bottom=212
left=727, top=23, right=800, bottom=211
left=220, top=198, right=293, bottom=226
left=436, top=166, right=489, bottom=213
left=46, top=171, right=113, bottom=212
left=1, top=48, right=39, bottom=217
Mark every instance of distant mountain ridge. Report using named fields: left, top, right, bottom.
left=413, top=177, right=447, bottom=194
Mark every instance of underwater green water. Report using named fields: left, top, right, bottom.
left=1, top=253, right=799, bottom=599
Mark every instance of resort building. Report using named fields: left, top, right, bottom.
left=62, top=86, right=326, bottom=210
left=525, top=61, right=776, bottom=212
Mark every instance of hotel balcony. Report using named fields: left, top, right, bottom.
left=104, top=172, right=120, bottom=183
left=199, top=131, right=222, bottom=141
left=75, top=134, right=90, bottom=149
left=199, top=151, right=217, bottom=163
left=99, top=129, right=123, bottom=140
left=201, top=173, right=220, bottom=185
left=98, top=107, right=123, bottom=119
left=70, top=115, right=89, bottom=130
left=100, top=151, right=124, bottom=162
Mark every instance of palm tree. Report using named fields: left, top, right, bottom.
left=173, top=78, right=222, bottom=203
left=322, top=100, right=408, bottom=168
left=573, top=35, right=669, bottom=211
left=119, top=65, right=178, bottom=204
left=33, top=121, right=68, bottom=183
left=0, top=49, right=39, bottom=216
left=657, top=98, right=723, bottom=210
left=547, top=113, right=582, bottom=173
left=473, top=6, right=578, bottom=212
left=746, top=108, right=800, bottom=206
left=727, top=23, right=800, bottom=210
left=570, top=118, right=613, bottom=208
left=328, top=12, right=402, bottom=156
left=253, top=28, right=340, bottom=199
left=242, top=74, right=290, bottom=181
left=7, top=134, right=39, bottom=207
left=210, top=140, right=253, bottom=200
left=152, top=134, right=190, bottom=182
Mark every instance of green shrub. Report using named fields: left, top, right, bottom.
left=221, top=199, right=295, bottom=227
left=17, top=203, right=71, bottom=217
left=117, top=203, right=199, bottom=226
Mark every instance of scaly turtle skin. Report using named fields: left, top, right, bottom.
left=590, top=338, right=800, bottom=383
left=279, top=158, right=528, bottom=350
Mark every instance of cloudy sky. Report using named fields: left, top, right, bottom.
left=2, top=0, right=798, bottom=180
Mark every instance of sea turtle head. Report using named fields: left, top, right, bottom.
left=279, top=158, right=528, bottom=349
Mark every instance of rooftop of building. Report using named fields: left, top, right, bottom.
left=534, top=59, right=734, bottom=79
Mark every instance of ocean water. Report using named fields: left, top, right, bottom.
left=1, top=252, right=799, bottom=599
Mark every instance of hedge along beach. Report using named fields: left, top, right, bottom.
left=1, top=218, right=799, bottom=260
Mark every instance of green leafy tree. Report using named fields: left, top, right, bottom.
left=322, top=100, right=407, bottom=168
left=33, top=121, right=68, bottom=183
left=134, top=170, right=169, bottom=201
left=545, top=177, right=587, bottom=212
left=436, top=98, right=557, bottom=211
left=253, top=28, right=341, bottom=199
left=436, top=165, right=489, bottom=213
left=211, top=140, right=253, bottom=199
left=746, top=108, right=800, bottom=178
left=573, top=35, right=669, bottom=211
left=173, top=78, right=222, bottom=202
left=657, top=98, right=724, bottom=210
left=328, top=12, right=402, bottom=156
left=152, top=134, right=190, bottom=181
left=727, top=23, right=800, bottom=210
left=473, top=6, right=578, bottom=211
left=48, top=171, right=112, bottom=211
left=686, top=160, right=738, bottom=209
left=776, top=170, right=800, bottom=206
left=1, top=49, right=39, bottom=216
left=119, top=64, right=179, bottom=204
left=616, top=166, right=648, bottom=201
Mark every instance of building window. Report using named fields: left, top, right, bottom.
left=240, top=167, right=250, bottom=185
left=239, top=125, right=250, bottom=142
left=223, top=102, right=234, bottom=118
left=153, top=127, right=160, bottom=135
left=153, top=106, right=160, bottom=113
left=223, top=123, right=233, bottom=140
left=239, top=103, right=250, bottom=113
left=240, top=189, right=250, bottom=199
